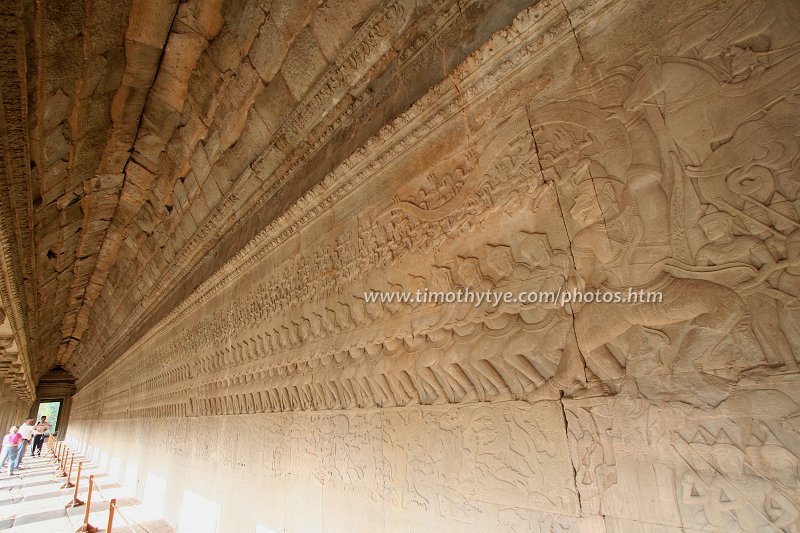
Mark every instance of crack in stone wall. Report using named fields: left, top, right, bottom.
left=43, top=0, right=800, bottom=530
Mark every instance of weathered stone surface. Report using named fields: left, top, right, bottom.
left=280, top=28, right=329, bottom=101
left=249, top=16, right=288, bottom=84
left=1, top=0, right=799, bottom=531
left=70, top=401, right=580, bottom=531
left=312, top=0, right=380, bottom=62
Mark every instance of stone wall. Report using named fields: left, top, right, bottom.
left=67, top=0, right=800, bottom=531
left=0, top=6, right=36, bottom=415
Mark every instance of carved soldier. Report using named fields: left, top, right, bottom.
left=695, top=209, right=795, bottom=366
left=533, top=171, right=763, bottom=405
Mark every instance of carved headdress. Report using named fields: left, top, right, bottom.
left=528, top=101, right=632, bottom=180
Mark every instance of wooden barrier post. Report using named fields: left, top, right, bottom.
left=57, top=447, right=68, bottom=477
left=65, top=461, right=85, bottom=508
left=75, top=474, right=98, bottom=533
left=61, top=454, right=75, bottom=488
left=106, top=499, right=117, bottom=533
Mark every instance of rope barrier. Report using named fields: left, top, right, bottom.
left=40, top=439, right=154, bottom=533
left=73, top=474, right=98, bottom=533
left=60, top=454, right=76, bottom=488
left=65, top=461, right=84, bottom=508
left=57, top=445, right=68, bottom=476
left=92, top=482, right=146, bottom=533
left=107, top=499, right=117, bottom=533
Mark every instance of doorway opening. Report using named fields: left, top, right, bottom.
left=36, top=400, right=62, bottom=436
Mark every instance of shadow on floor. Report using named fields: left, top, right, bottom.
left=0, top=478, right=53, bottom=491
left=5, top=506, right=66, bottom=526
left=135, top=519, right=175, bottom=533
left=0, top=487, right=72, bottom=506
left=0, top=473, right=108, bottom=492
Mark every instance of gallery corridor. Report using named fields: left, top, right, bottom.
left=0, top=444, right=172, bottom=533
left=2, top=0, right=800, bottom=529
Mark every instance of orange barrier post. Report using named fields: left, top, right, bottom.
left=106, top=499, right=117, bottom=533
left=65, top=461, right=85, bottom=508
left=61, top=454, right=75, bottom=488
left=57, top=448, right=68, bottom=477
left=75, top=474, right=98, bottom=533
left=50, top=437, right=59, bottom=461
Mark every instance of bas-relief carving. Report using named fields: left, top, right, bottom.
left=67, top=0, right=800, bottom=530
left=525, top=0, right=800, bottom=411
left=73, top=402, right=579, bottom=530
left=564, top=383, right=800, bottom=532
left=90, top=0, right=800, bottom=421
left=380, top=403, right=578, bottom=520
left=89, top=114, right=576, bottom=419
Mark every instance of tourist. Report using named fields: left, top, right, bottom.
left=31, top=416, right=51, bottom=457
left=14, top=419, right=34, bottom=469
left=0, top=426, right=22, bottom=476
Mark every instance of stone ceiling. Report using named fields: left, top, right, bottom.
left=0, top=0, right=536, bottom=392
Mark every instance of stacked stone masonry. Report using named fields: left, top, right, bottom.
left=2, top=0, right=800, bottom=531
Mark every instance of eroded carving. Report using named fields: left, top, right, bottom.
left=64, top=0, right=800, bottom=531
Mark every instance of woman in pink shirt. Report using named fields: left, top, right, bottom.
left=0, top=426, right=22, bottom=476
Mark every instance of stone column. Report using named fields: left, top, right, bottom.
left=0, top=384, right=14, bottom=430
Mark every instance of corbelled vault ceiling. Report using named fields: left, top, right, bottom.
left=1, top=0, right=535, bottom=390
